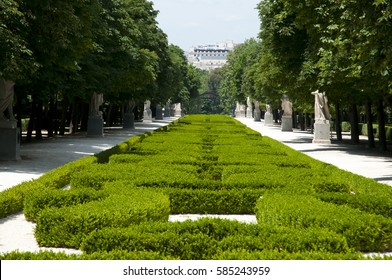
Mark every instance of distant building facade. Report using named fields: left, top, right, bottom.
left=187, top=40, right=237, bottom=71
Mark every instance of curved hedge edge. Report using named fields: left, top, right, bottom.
left=94, top=121, right=177, bottom=164
left=0, top=250, right=176, bottom=260
left=0, top=120, right=175, bottom=219
left=34, top=188, right=170, bottom=249
left=255, top=193, right=392, bottom=252
left=0, top=156, right=97, bottom=219
left=79, top=218, right=353, bottom=259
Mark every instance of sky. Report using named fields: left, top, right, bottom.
left=151, top=0, right=261, bottom=51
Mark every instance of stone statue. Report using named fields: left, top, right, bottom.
left=311, top=90, right=330, bottom=121
left=246, top=97, right=253, bottom=118
left=89, top=92, right=103, bottom=117
left=254, top=100, right=261, bottom=122
left=144, top=100, right=151, bottom=111
left=266, top=103, right=272, bottom=114
left=246, top=97, right=252, bottom=108
left=143, top=100, right=152, bottom=122
left=0, top=79, right=16, bottom=121
left=281, top=95, right=292, bottom=116
left=174, top=103, right=182, bottom=117
left=125, top=99, right=135, bottom=114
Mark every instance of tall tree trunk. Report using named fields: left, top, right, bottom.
left=106, top=103, right=113, bottom=127
left=47, top=96, right=55, bottom=137
left=335, top=103, right=343, bottom=141
left=80, top=102, right=89, bottom=132
left=377, top=98, right=387, bottom=151
left=299, top=110, right=305, bottom=131
left=15, top=87, right=22, bottom=132
left=59, top=98, right=68, bottom=135
left=26, top=100, right=36, bottom=142
left=69, top=99, right=78, bottom=134
left=365, top=101, right=375, bottom=148
left=35, top=99, right=43, bottom=140
left=350, top=103, right=360, bottom=144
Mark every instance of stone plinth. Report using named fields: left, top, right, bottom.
left=313, top=120, right=331, bottom=144
left=143, top=109, right=152, bottom=122
left=264, top=112, right=274, bottom=126
left=0, top=121, right=21, bottom=160
left=123, top=113, right=135, bottom=129
left=281, top=116, right=293, bottom=132
left=87, top=115, right=104, bottom=136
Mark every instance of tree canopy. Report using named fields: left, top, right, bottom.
left=218, top=0, right=391, bottom=150
left=0, top=0, right=201, bottom=138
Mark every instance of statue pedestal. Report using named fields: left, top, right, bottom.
left=264, top=112, right=274, bottom=126
left=87, top=115, right=104, bottom=137
left=123, top=113, right=135, bottom=129
left=313, top=120, right=331, bottom=144
left=0, top=121, right=21, bottom=160
left=281, top=116, right=293, bottom=132
left=143, top=109, right=152, bottom=122
left=254, top=109, right=261, bottom=122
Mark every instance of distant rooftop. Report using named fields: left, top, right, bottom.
left=186, top=40, right=238, bottom=71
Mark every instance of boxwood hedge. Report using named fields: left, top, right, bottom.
left=1, top=114, right=392, bottom=260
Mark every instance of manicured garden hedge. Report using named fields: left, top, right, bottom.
left=1, top=114, right=392, bottom=260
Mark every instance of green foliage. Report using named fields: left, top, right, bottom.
left=2, top=115, right=392, bottom=260
left=341, top=121, right=351, bottom=132
left=256, top=193, right=392, bottom=252
left=34, top=187, right=170, bottom=248
left=167, top=188, right=265, bottom=214
left=80, top=218, right=353, bottom=259
left=24, top=188, right=109, bottom=222
left=0, top=156, right=97, bottom=218
left=0, top=250, right=174, bottom=260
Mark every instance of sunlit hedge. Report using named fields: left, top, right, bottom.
left=1, top=114, right=392, bottom=260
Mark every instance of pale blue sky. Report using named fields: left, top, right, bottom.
left=152, top=0, right=261, bottom=50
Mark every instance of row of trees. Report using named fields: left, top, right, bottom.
left=218, top=0, right=391, bottom=150
left=0, top=0, right=201, bottom=140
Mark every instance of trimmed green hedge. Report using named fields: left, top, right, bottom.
left=80, top=218, right=353, bottom=260
left=24, top=188, right=109, bottom=222
left=35, top=188, right=170, bottom=248
left=1, top=114, right=392, bottom=260
left=255, top=193, right=392, bottom=252
left=0, top=156, right=97, bottom=219
left=361, top=123, right=392, bottom=140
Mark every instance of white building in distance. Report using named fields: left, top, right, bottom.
left=187, top=40, right=237, bottom=71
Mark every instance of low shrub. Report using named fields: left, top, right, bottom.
left=316, top=192, right=392, bottom=218
left=35, top=188, right=170, bottom=248
left=166, top=188, right=265, bottom=214
left=0, top=156, right=97, bottom=218
left=341, top=121, right=351, bottom=132
left=94, top=135, right=145, bottom=163
left=0, top=250, right=175, bottom=260
left=24, top=188, right=109, bottom=222
left=80, top=218, right=352, bottom=259
left=255, top=193, right=392, bottom=252
left=213, top=249, right=363, bottom=260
